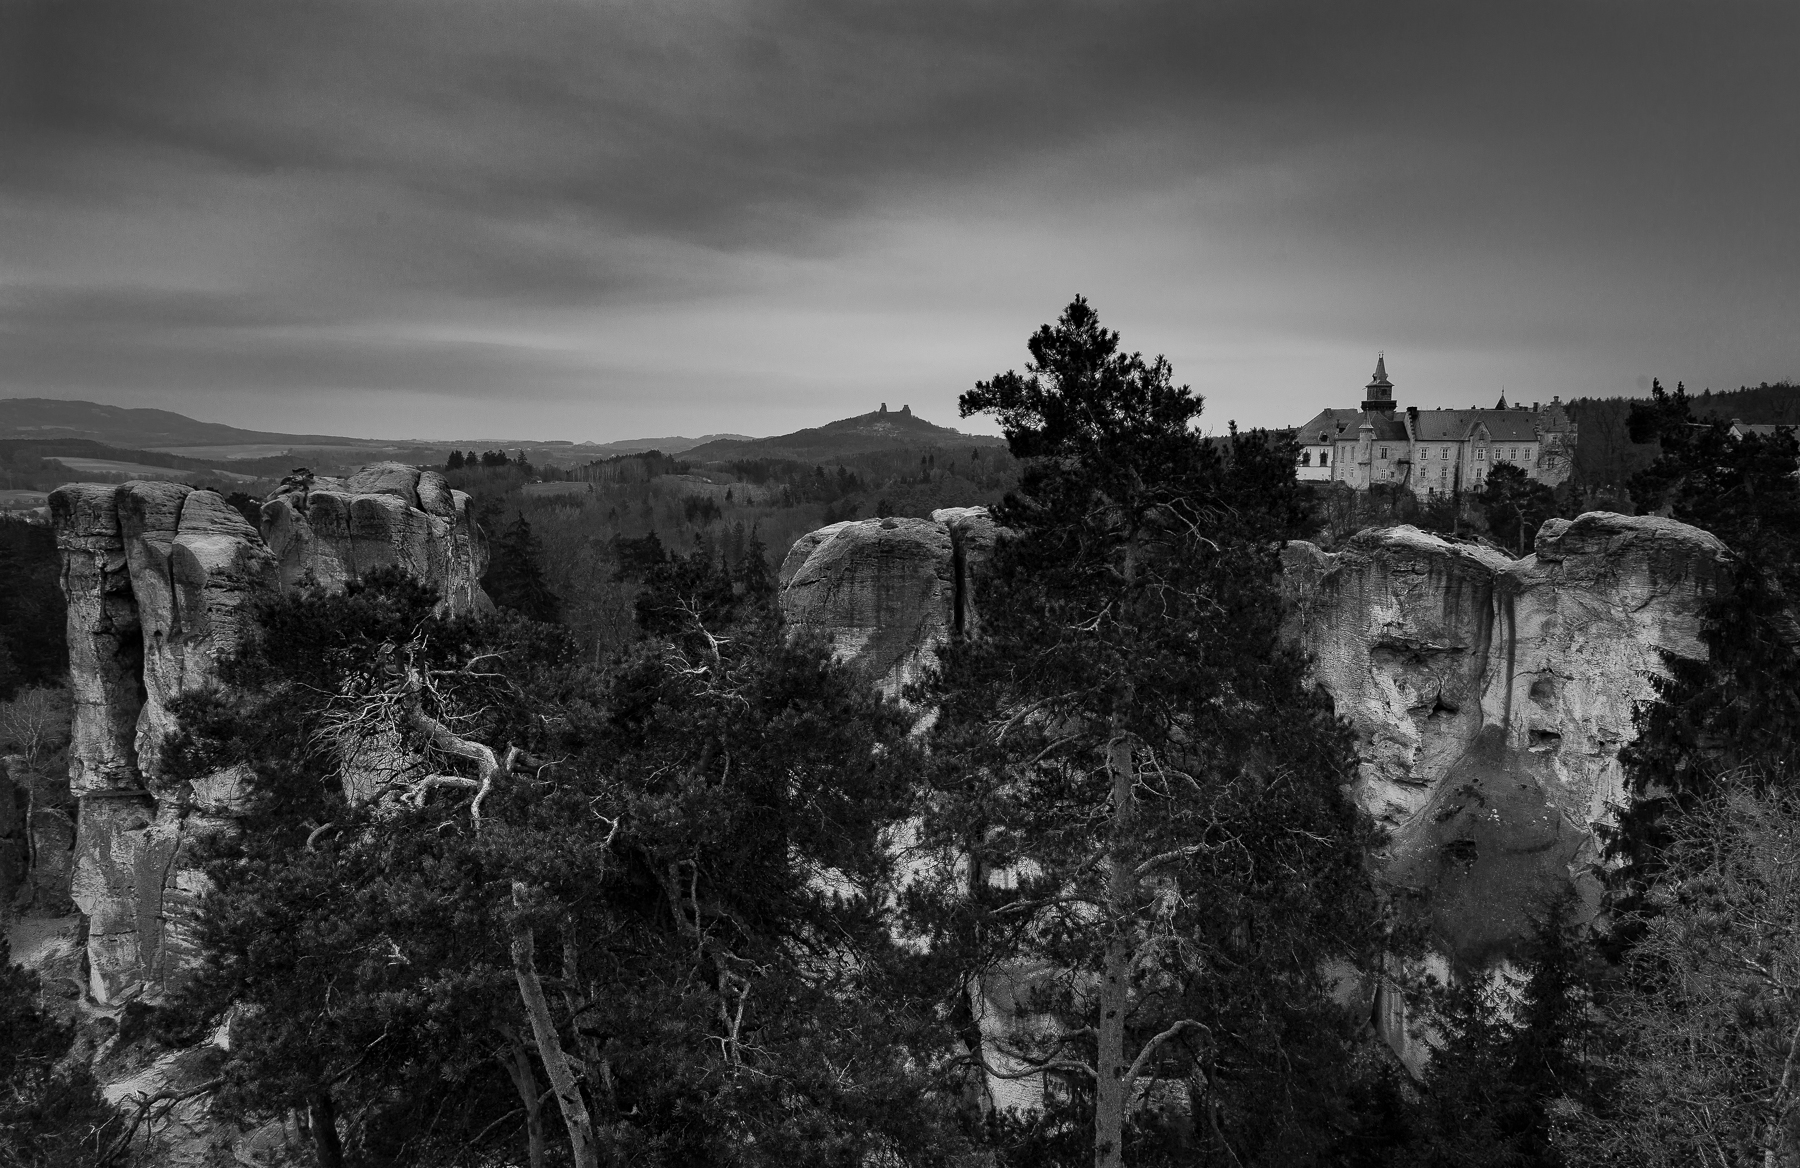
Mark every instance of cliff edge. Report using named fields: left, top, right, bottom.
left=46, top=463, right=490, bottom=1005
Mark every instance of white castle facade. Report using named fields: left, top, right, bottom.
left=1293, top=357, right=1577, bottom=497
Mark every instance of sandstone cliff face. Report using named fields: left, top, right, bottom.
left=779, top=508, right=1730, bottom=1078
left=263, top=463, right=489, bottom=613
left=1282, top=513, right=1728, bottom=965
left=48, top=465, right=489, bottom=1004
left=778, top=506, right=997, bottom=697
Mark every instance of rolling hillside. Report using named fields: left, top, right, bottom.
left=681, top=404, right=1002, bottom=462
left=0, top=397, right=370, bottom=449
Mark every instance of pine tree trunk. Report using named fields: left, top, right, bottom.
left=499, top=1031, right=547, bottom=1168
left=1094, top=732, right=1136, bottom=1168
left=1094, top=525, right=1141, bottom=1168
left=511, top=884, right=601, bottom=1168
left=308, top=1090, right=344, bottom=1168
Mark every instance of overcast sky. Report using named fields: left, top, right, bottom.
left=4, top=1, right=1797, bottom=442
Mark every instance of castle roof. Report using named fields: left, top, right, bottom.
left=1408, top=409, right=1538, bottom=443
left=1294, top=408, right=1408, bottom=444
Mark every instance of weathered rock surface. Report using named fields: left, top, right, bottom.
left=47, top=467, right=490, bottom=1004
left=780, top=508, right=1730, bottom=1075
left=263, top=463, right=490, bottom=614
left=1282, top=513, right=1729, bottom=964
left=783, top=507, right=1726, bottom=956
left=778, top=506, right=998, bottom=696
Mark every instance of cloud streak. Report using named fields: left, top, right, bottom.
left=3, top=0, right=1797, bottom=438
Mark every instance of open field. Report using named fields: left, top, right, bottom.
left=520, top=481, right=591, bottom=498
left=48, top=457, right=257, bottom=483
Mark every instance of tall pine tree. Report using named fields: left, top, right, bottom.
left=907, top=297, right=1380, bottom=1167
left=483, top=512, right=563, bottom=623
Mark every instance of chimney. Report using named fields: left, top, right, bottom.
left=1533, top=402, right=1540, bottom=411
left=879, top=403, right=888, bottom=413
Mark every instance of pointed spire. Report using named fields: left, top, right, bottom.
left=1361, top=351, right=1396, bottom=413
left=1495, top=391, right=1509, bottom=410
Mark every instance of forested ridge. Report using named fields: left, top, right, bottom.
left=5, top=317, right=1800, bottom=1166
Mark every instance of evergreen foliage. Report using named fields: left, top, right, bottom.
left=1476, top=463, right=1559, bottom=556
left=0, top=938, right=121, bottom=1167
left=1397, top=893, right=1599, bottom=1168
left=1609, top=380, right=1800, bottom=885
left=482, top=512, right=564, bottom=623
left=0, top=518, right=67, bottom=700
left=164, top=562, right=960, bottom=1166
left=907, top=297, right=1382, bottom=1167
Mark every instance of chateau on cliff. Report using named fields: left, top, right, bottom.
left=1293, top=356, right=1577, bottom=496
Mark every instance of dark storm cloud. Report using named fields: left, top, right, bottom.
left=3, top=0, right=1797, bottom=435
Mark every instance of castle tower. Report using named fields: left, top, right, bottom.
left=1362, top=353, right=1396, bottom=413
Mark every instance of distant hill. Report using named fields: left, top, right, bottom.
left=571, top=435, right=753, bottom=456
left=0, top=397, right=371, bottom=449
left=682, top=405, right=1002, bottom=463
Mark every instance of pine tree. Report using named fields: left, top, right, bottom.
left=483, top=513, right=563, bottom=623
left=908, top=297, right=1379, bottom=1167
left=164, top=566, right=963, bottom=1166
left=1608, top=381, right=1800, bottom=888
left=1, top=938, right=121, bottom=1166
left=1476, top=463, right=1557, bottom=556
left=1400, top=892, right=1597, bottom=1168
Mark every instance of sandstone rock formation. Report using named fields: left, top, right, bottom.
left=1282, top=513, right=1728, bottom=965
left=779, top=507, right=1731, bottom=1076
left=263, top=464, right=489, bottom=612
left=48, top=465, right=489, bottom=1004
left=778, top=506, right=997, bottom=697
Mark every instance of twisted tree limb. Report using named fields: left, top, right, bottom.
left=511, top=882, right=601, bottom=1168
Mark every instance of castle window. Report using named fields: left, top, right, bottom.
left=1320, top=451, right=1329, bottom=466
left=1380, top=446, right=1389, bottom=459
left=1526, top=447, right=1535, bottom=463
left=1300, top=451, right=1311, bottom=466
left=1510, top=448, right=1517, bottom=459
left=1478, top=447, right=1486, bottom=460
left=1442, top=447, right=1449, bottom=459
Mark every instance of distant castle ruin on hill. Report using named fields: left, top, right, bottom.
left=1293, top=356, right=1576, bottom=496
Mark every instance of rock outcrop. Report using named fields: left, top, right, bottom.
left=778, top=506, right=998, bottom=697
left=48, top=465, right=489, bottom=1004
left=778, top=508, right=1731, bottom=1074
left=1281, top=513, right=1728, bottom=965
left=780, top=508, right=1727, bottom=955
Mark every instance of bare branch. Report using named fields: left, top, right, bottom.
left=1124, top=1019, right=1210, bottom=1087
left=1133, top=843, right=1221, bottom=880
